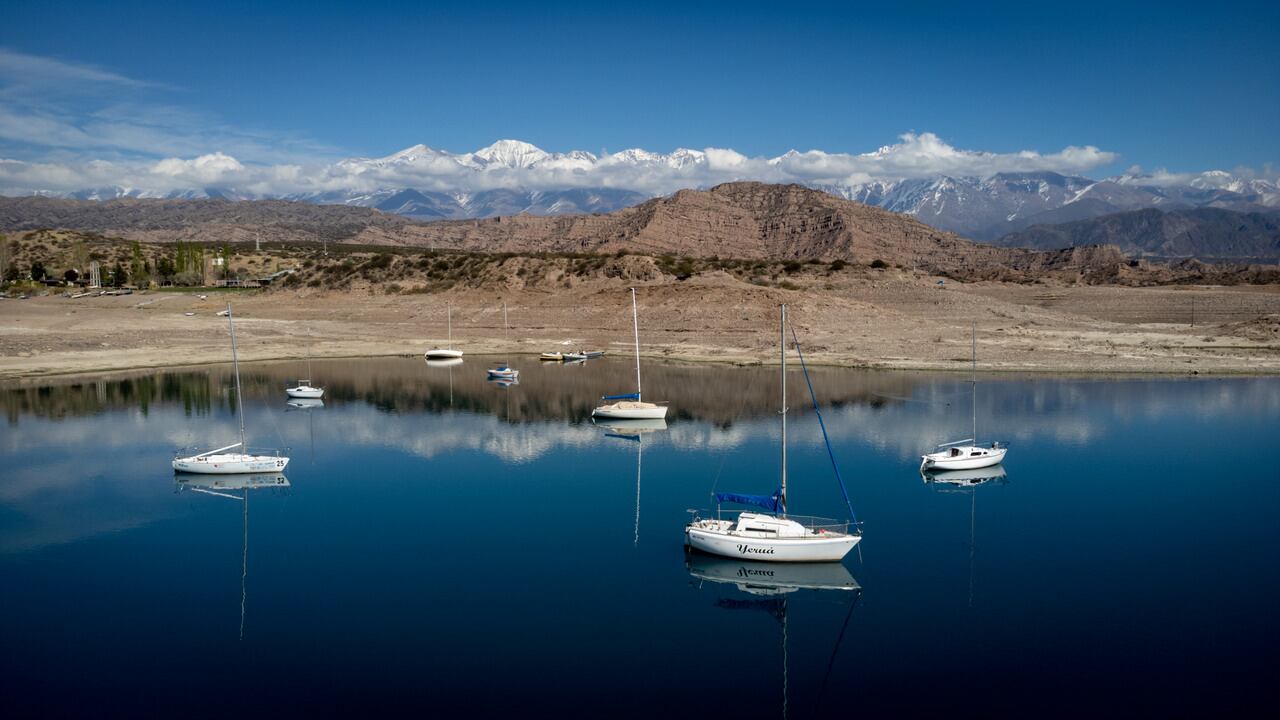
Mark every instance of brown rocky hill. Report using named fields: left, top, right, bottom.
left=7, top=183, right=1274, bottom=284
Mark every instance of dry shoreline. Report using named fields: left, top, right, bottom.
left=3, top=274, right=1279, bottom=383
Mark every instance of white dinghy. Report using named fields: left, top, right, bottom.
left=425, top=302, right=464, bottom=360
left=487, top=301, right=519, bottom=381
left=174, top=305, right=290, bottom=475
left=920, top=323, right=1007, bottom=472
left=592, top=288, right=668, bottom=420
left=685, top=304, right=861, bottom=563
left=285, top=340, right=323, bottom=399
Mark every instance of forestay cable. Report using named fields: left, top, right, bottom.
left=790, top=326, right=859, bottom=527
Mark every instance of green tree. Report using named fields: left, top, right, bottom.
left=0, top=234, right=10, bottom=281
left=30, top=260, right=47, bottom=281
left=129, top=241, right=150, bottom=287
left=112, top=261, right=128, bottom=287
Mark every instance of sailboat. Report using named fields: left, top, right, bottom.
left=285, top=341, right=323, bottom=398
left=596, top=417, right=668, bottom=546
left=425, top=302, right=464, bottom=360
left=487, top=301, right=519, bottom=381
left=592, top=288, right=668, bottom=420
left=173, top=305, right=290, bottom=475
left=920, top=323, right=1007, bottom=471
left=685, top=304, right=860, bottom=563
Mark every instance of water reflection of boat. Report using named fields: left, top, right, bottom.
left=920, top=464, right=1008, bottom=487
left=688, top=554, right=860, bottom=719
left=286, top=397, right=325, bottom=410
left=597, top=417, right=667, bottom=546
left=173, top=304, right=289, bottom=475
left=489, top=376, right=519, bottom=389
left=176, top=472, right=289, bottom=640
left=687, top=555, right=860, bottom=595
left=425, top=357, right=464, bottom=368
left=922, top=464, right=1008, bottom=608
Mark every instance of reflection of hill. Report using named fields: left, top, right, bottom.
left=3, top=370, right=215, bottom=424
left=3, top=357, right=921, bottom=426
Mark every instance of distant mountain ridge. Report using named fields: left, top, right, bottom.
left=13, top=139, right=1277, bottom=238
left=994, top=207, right=1280, bottom=261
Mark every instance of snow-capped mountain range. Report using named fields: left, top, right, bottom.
left=23, top=139, right=1280, bottom=239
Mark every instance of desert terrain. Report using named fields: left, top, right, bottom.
left=3, top=267, right=1277, bottom=382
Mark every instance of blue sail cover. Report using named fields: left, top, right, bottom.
left=715, top=488, right=783, bottom=513
left=602, top=393, right=640, bottom=400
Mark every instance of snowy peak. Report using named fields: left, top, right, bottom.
left=469, top=139, right=550, bottom=169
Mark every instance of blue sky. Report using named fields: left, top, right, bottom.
left=1, top=0, right=1277, bottom=193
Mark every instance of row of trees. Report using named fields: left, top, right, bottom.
left=1, top=236, right=240, bottom=288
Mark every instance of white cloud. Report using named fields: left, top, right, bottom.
left=0, top=131, right=1128, bottom=197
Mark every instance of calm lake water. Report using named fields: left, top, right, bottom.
left=3, top=358, right=1279, bottom=717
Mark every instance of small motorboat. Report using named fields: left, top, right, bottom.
left=583, top=350, right=606, bottom=359
left=539, top=352, right=564, bottom=361
left=563, top=352, right=588, bottom=362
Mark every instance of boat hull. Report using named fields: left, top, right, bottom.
left=424, top=349, right=464, bottom=360
left=921, top=446, right=1006, bottom=471
left=173, top=453, right=289, bottom=474
left=285, top=387, right=324, bottom=398
left=487, top=368, right=519, bottom=379
left=592, top=403, right=669, bottom=420
left=685, top=526, right=859, bottom=563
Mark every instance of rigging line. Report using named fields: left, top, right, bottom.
left=816, top=590, right=863, bottom=707
left=789, top=326, right=859, bottom=526
left=707, top=453, right=729, bottom=498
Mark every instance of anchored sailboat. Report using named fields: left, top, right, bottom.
left=174, top=304, right=289, bottom=475
left=685, top=304, right=860, bottom=563
left=592, top=288, right=668, bottom=420
left=425, top=302, right=464, bottom=360
left=285, top=340, right=323, bottom=398
left=920, top=323, right=1007, bottom=471
left=487, top=301, right=519, bottom=381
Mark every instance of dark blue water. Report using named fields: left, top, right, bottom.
left=3, top=359, right=1278, bottom=717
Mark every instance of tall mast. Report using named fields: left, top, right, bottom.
left=971, top=321, right=977, bottom=444
left=503, top=301, right=510, bottom=365
left=631, top=287, right=641, bottom=400
left=780, top=303, right=787, bottom=515
left=227, top=303, right=247, bottom=451
left=447, top=303, right=453, bottom=350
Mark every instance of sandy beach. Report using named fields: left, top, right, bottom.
left=3, top=269, right=1278, bottom=382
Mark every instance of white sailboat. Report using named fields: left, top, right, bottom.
left=487, top=301, right=519, bottom=381
left=920, top=323, right=1007, bottom=471
left=592, top=288, right=668, bottom=420
left=685, top=304, right=860, bottom=563
left=174, top=305, right=290, bottom=475
left=425, top=302, right=464, bottom=360
left=285, top=341, right=323, bottom=398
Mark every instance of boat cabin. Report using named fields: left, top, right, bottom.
left=733, top=512, right=809, bottom=538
